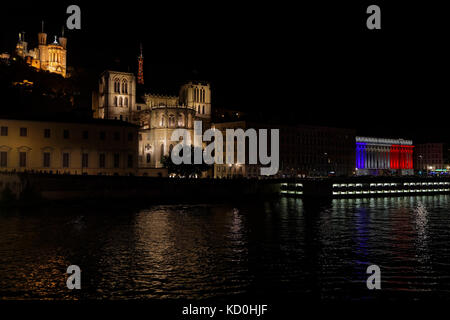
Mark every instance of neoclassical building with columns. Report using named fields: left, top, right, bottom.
left=356, top=136, right=414, bottom=176
left=92, top=71, right=211, bottom=168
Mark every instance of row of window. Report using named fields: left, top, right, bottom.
left=193, top=88, right=206, bottom=103
left=0, top=151, right=134, bottom=169
left=160, top=115, right=185, bottom=127
left=197, top=105, right=206, bottom=114
left=114, top=96, right=129, bottom=107
left=114, top=79, right=128, bottom=94
left=0, top=126, right=134, bottom=141
left=49, top=52, right=63, bottom=63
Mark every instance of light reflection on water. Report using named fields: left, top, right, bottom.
left=0, top=195, right=449, bottom=300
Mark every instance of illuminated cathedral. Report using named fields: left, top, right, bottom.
left=92, top=58, right=212, bottom=169
left=15, top=23, right=67, bottom=78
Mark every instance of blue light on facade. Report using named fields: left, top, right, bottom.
left=356, top=142, right=366, bottom=169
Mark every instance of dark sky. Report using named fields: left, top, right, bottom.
left=1, top=1, right=449, bottom=142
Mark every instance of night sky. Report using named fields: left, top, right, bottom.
left=1, top=1, right=448, bottom=142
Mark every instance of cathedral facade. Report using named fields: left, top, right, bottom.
left=92, top=71, right=212, bottom=169
left=15, top=29, right=67, bottom=78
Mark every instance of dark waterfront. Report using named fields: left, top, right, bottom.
left=1, top=195, right=450, bottom=301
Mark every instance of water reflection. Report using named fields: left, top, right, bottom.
left=0, top=195, right=450, bottom=300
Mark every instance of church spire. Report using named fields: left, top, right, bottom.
left=137, top=43, right=144, bottom=85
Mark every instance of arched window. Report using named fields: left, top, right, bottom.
left=201, top=89, right=205, bottom=102
left=119, top=97, right=123, bottom=107
left=178, top=114, right=185, bottom=127
left=196, top=88, right=199, bottom=102
left=114, top=96, right=118, bottom=106
left=114, top=79, right=120, bottom=93
left=169, top=115, right=175, bottom=127
left=122, top=80, right=128, bottom=94
left=160, top=115, right=165, bottom=127
left=124, top=97, right=128, bottom=107
left=160, top=144, right=165, bottom=157
left=202, top=105, right=205, bottom=114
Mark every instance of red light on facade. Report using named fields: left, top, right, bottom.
left=390, top=145, right=414, bottom=170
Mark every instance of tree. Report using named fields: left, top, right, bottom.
left=161, top=145, right=211, bottom=177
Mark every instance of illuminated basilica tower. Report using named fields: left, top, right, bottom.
left=15, top=23, right=67, bottom=77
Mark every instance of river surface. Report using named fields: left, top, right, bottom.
left=1, top=195, right=450, bottom=301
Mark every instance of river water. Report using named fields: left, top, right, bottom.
left=1, top=195, right=449, bottom=301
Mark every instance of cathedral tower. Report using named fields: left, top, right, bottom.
left=59, top=27, right=67, bottom=49
left=95, top=71, right=136, bottom=122
left=38, top=21, right=47, bottom=45
left=179, top=82, right=212, bottom=127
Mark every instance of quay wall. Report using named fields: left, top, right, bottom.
left=2, top=173, right=450, bottom=204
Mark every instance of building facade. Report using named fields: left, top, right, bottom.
left=414, top=143, right=446, bottom=173
left=212, top=121, right=356, bottom=178
left=356, top=136, right=414, bottom=176
left=0, top=118, right=138, bottom=176
left=15, top=29, right=67, bottom=78
left=138, top=105, right=196, bottom=168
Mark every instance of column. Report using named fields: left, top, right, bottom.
left=364, top=147, right=368, bottom=169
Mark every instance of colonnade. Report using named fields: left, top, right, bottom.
left=356, top=143, right=414, bottom=170
left=356, top=143, right=390, bottom=169
left=390, top=145, right=414, bottom=169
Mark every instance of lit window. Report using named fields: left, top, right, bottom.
left=122, top=80, right=128, bottom=94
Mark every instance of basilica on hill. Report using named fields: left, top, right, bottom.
left=15, top=24, right=67, bottom=78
